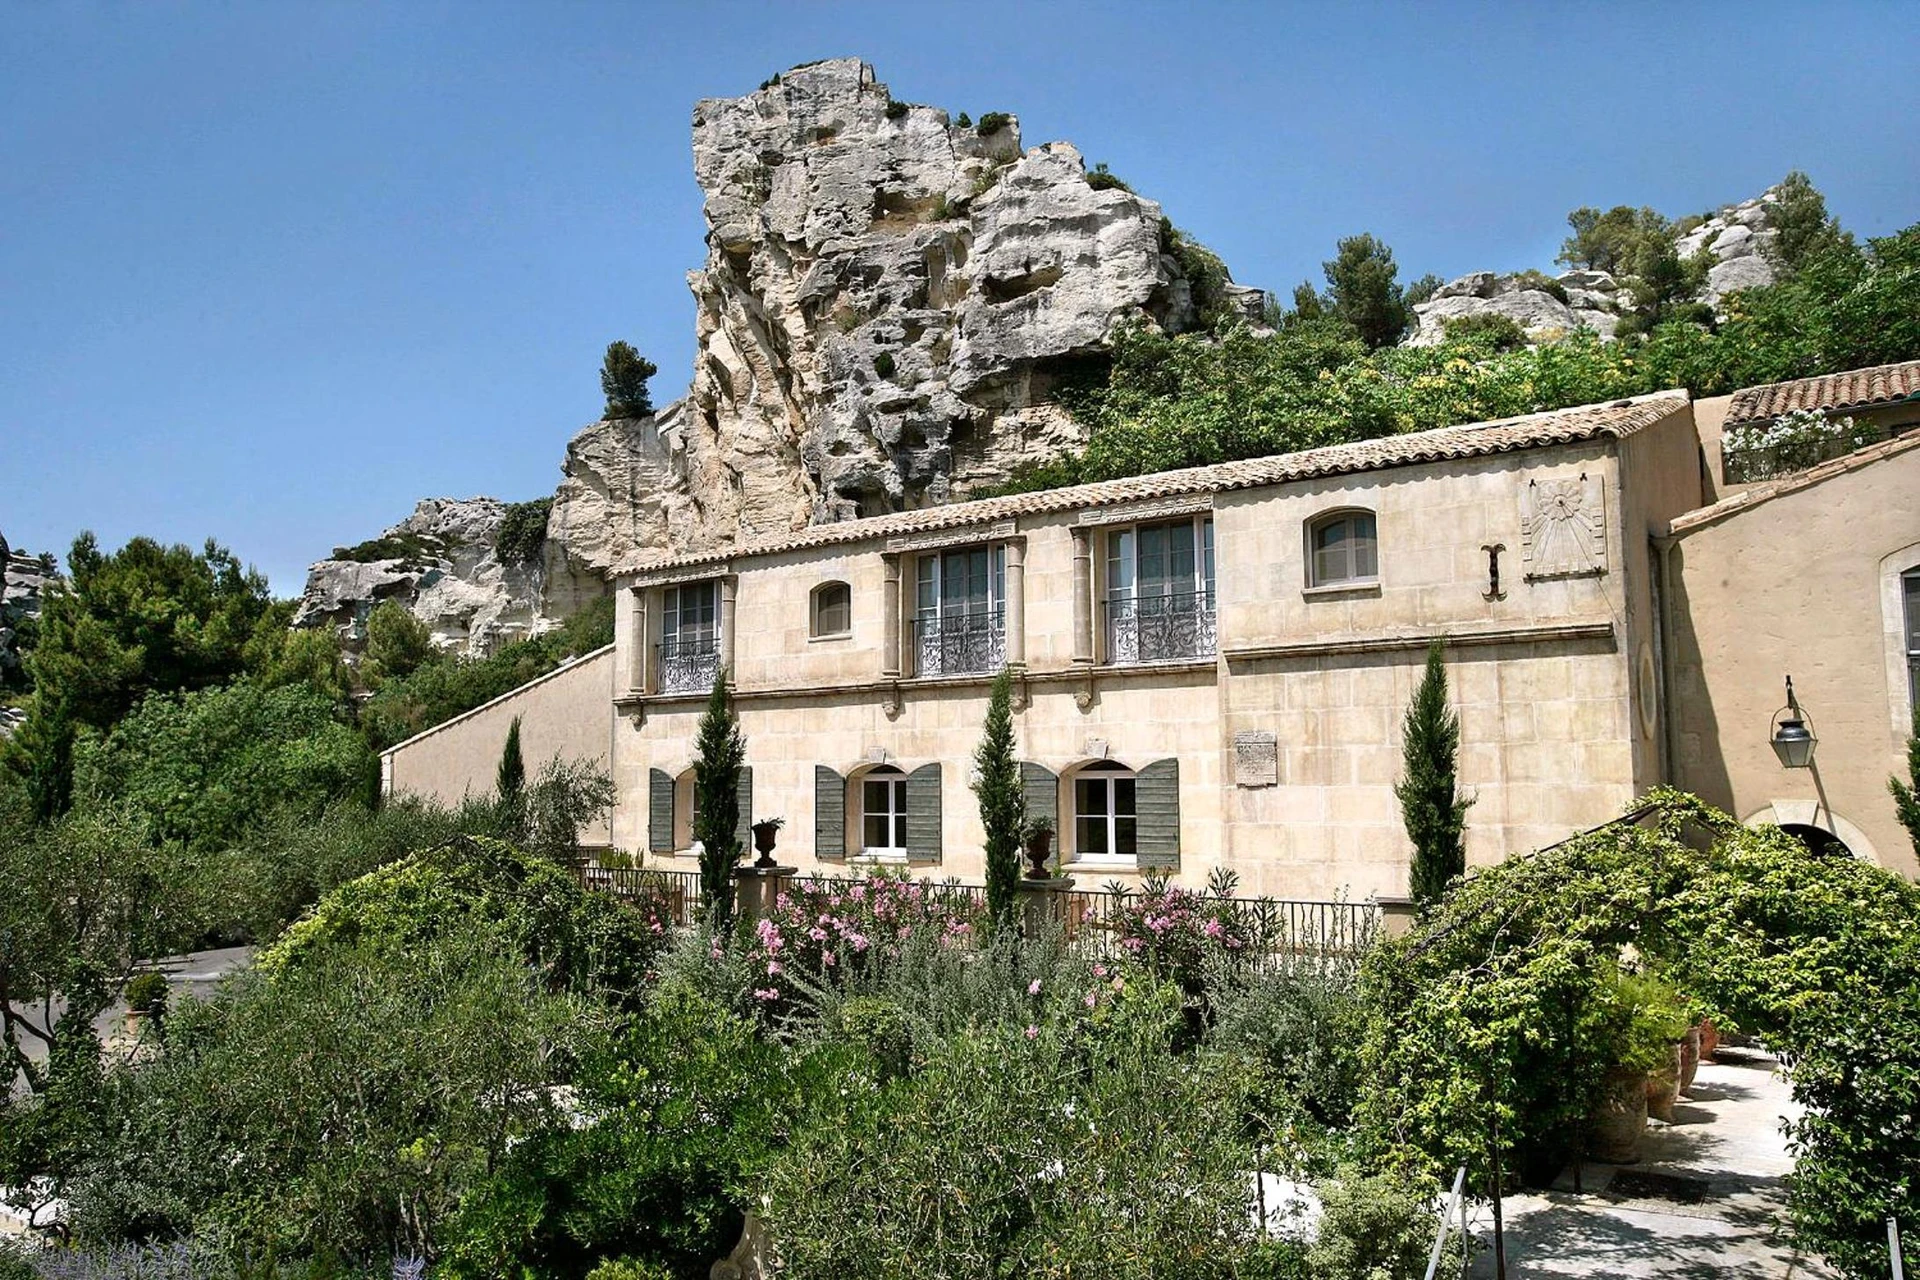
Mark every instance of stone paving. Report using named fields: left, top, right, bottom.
left=1467, top=1046, right=1836, bottom=1278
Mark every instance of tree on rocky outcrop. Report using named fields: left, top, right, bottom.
left=974, top=669, right=1023, bottom=932
left=1766, top=171, right=1855, bottom=276
left=2, top=693, right=75, bottom=821
left=366, top=599, right=437, bottom=682
left=693, top=669, right=747, bottom=930
left=1397, top=641, right=1472, bottom=906
left=1556, top=204, right=1672, bottom=275
left=1323, top=234, right=1409, bottom=348
left=1892, top=706, right=1920, bottom=860
left=600, top=341, right=658, bottom=420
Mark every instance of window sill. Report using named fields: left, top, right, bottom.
left=1067, top=854, right=1139, bottom=871
left=1301, top=580, right=1382, bottom=599
left=808, top=631, right=852, bottom=644
left=851, top=850, right=909, bottom=867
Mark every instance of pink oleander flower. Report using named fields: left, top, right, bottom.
left=823, top=950, right=837, bottom=966
left=1085, top=991, right=1098, bottom=1008
left=753, top=987, right=780, bottom=1002
left=1202, top=919, right=1224, bottom=939
left=1092, top=964, right=1107, bottom=978
left=850, top=884, right=867, bottom=901
left=1025, top=1025, right=1039, bottom=1040
left=767, top=960, right=782, bottom=976
left=1028, top=979, right=1042, bottom=995
left=809, top=927, right=827, bottom=943
left=1111, top=975, right=1125, bottom=992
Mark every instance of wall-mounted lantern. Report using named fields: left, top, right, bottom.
left=1770, top=675, right=1817, bottom=770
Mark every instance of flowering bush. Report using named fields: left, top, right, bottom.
left=1723, top=409, right=1881, bottom=480
left=1108, top=875, right=1252, bottom=995
left=747, top=874, right=984, bottom=1018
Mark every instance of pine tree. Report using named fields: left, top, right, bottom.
left=600, top=341, right=658, bottom=420
left=975, top=669, right=1024, bottom=932
left=1397, top=641, right=1473, bottom=906
left=2, top=694, right=76, bottom=822
left=1890, top=705, right=1920, bottom=860
left=1323, top=233, right=1409, bottom=349
left=694, top=667, right=747, bottom=930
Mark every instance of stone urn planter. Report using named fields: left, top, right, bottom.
left=1592, top=1063, right=1649, bottom=1163
left=1678, top=1025, right=1702, bottom=1093
left=749, top=818, right=784, bottom=869
left=1013, top=875, right=1075, bottom=940
left=1646, top=1044, right=1682, bottom=1123
left=1023, top=818, right=1056, bottom=880
left=1698, top=1018, right=1720, bottom=1063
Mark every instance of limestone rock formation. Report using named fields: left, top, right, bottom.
left=301, top=58, right=1238, bottom=650
left=671, top=58, right=1206, bottom=544
left=1, top=532, right=55, bottom=735
left=1407, top=187, right=1783, bottom=347
left=1674, top=191, right=1780, bottom=308
left=1408, top=270, right=1620, bottom=347
left=293, top=498, right=550, bottom=654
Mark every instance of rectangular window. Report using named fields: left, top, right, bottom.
left=862, top=775, right=908, bottom=855
left=1906, top=571, right=1920, bottom=716
left=1105, top=517, right=1216, bottom=663
left=1073, top=770, right=1138, bottom=859
left=660, top=580, right=721, bottom=692
left=1310, top=512, right=1378, bottom=587
left=913, top=545, right=1006, bottom=675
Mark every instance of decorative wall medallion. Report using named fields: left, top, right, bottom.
left=866, top=744, right=891, bottom=765
left=1083, top=736, right=1109, bottom=760
left=1521, top=473, right=1607, bottom=580
left=881, top=683, right=903, bottom=720
left=1233, top=731, right=1279, bottom=787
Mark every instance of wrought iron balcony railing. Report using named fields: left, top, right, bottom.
left=1103, top=591, right=1217, bottom=664
left=912, top=611, right=1006, bottom=676
left=658, top=633, right=721, bottom=693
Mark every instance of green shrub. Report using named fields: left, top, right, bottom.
left=974, top=110, right=1011, bottom=136
left=1510, top=268, right=1569, bottom=303
left=363, top=598, right=437, bottom=681
left=495, top=497, right=553, bottom=565
left=123, top=971, right=169, bottom=1021
left=1440, top=312, right=1529, bottom=352
left=587, top=1260, right=674, bottom=1280
left=871, top=350, right=896, bottom=379
left=1307, top=1172, right=1451, bottom=1280
left=954, top=111, right=971, bottom=129
left=1085, top=162, right=1132, bottom=193
left=884, top=98, right=908, bottom=121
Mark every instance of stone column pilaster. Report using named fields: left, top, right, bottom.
left=1004, top=537, right=1026, bottom=668
left=1070, top=527, right=1094, bottom=665
left=882, top=553, right=902, bottom=677
left=719, top=576, right=738, bottom=678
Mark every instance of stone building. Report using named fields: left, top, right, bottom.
left=389, top=369, right=1920, bottom=894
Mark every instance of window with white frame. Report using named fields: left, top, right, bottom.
left=913, top=544, right=1006, bottom=675
left=860, top=766, right=909, bottom=858
left=1307, top=510, right=1378, bottom=588
left=811, top=581, right=852, bottom=638
left=1072, top=761, right=1137, bottom=861
left=661, top=581, right=721, bottom=692
left=1905, top=568, right=1920, bottom=717
left=1105, top=517, right=1216, bottom=662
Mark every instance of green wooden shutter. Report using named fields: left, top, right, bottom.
left=905, top=763, right=943, bottom=863
left=1020, top=761, right=1058, bottom=830
left=734, top=766, right=754, bottom=848
left=1136, top=757, right=1181, bottom=868
left=649, top=768, right=675, bottom=852
left=815, top=765, right=846, bottom=859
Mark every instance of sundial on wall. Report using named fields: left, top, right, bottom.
left=1521, top=473, right=1607, bottom=580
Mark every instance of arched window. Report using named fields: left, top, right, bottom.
left=1307, top=509, right=1378, bottom=588
left=858, top=765, right=908, bottom=859
left=1071, top=760, right=1137, bottom=861
left=811, top=580, right=853, bottom=638
left=1904, top=567, right=1920, bottom=716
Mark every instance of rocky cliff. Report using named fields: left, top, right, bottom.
left=1406, top=187, right=1785, bottom=347
left=301, top=58, right=1238, bottom=652
left=1, top=531, right=56, bottom=735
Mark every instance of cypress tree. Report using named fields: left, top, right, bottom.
left=495, top=715, right=527, bottom=843
left=1890, top=705, right=1920, bottom=860
left=1397, top=641, right=1473, bottom=906
left=693, top=667, right=747, bottom=930
left=975, top=669, right=1023, bottom=932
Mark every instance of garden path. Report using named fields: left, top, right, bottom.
left=1467, top=1046, right=1838, bottom=1278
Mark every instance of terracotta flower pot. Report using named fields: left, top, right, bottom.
left=1593, top=1064, right=1648, bottom=1163
left=1646, top=1045, right=1681, bottom=1123
left=1679, top=1026, right=1702, bottom=1093
left=1698, top=1018, right=1720, bottom=1063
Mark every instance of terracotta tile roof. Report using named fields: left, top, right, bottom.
left=1667, top=427, right=1920, bottom=536
left=617, top=391, right=1691, bottom=577
left=1724, top=359, right=1920, bottom=426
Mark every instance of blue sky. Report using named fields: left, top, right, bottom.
left=4, top=1, right=1916, bottom=593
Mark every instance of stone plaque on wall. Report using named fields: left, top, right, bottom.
left=1521, top=473, right=1607, bottom=580
left=1233, top=731, right=1279, bottom=787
